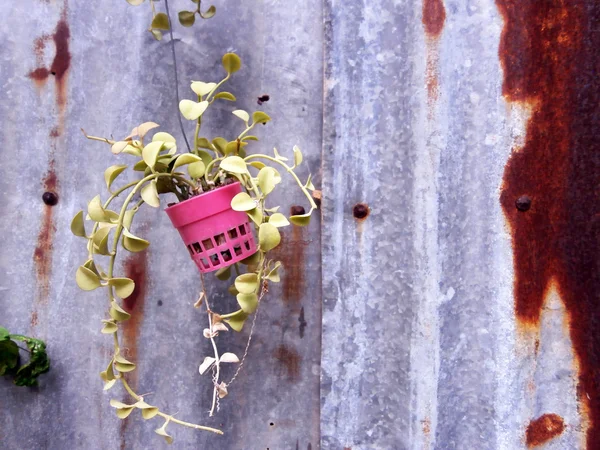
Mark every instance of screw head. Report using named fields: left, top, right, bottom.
left=515, top=195, right=531, bottom=212
left=42, top=191, right=59, bottom=206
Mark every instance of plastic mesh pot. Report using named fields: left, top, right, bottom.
left=165, top=182, right=257, bottom=273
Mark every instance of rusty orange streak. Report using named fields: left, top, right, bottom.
left=497, top=0, right=600, bottom=447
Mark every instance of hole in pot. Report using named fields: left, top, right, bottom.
left=269, top=422, right=274, bottom=427
left=210, top=254, right=220, bottom=266
left=244, top=241, right=250, bottom=251
left=233, top=245, right=242, bottom=256
left=228, top=228, right=238, bottom=239
left=215, top=233, right=226, bottom=246
left=187, top=245, right=195, bottom=256
left=192, top=242, right=202, bottom=253
left=221, top=250, right=232, bottom=262
left=202, top=239, right=214, bottom=250
left=239, top=225, right=247, bottom=236
left=200, top=258, right=209, bottom=269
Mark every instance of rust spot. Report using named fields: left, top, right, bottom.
left=273, top=345, right=301, bottom=383
left=312, top=190, right=322, bottom=208
left=353, top=203, right=370, bottom=220
left=422, top=0, right=446, bottom=37
left=31, top=165, right=59, bottom=327
left=28, top=14, right=70, bottom=118
left=271, top=206, right=308, bottom=306
left=497, top=1, right=600, bottom=445
left=526, top=414, right=565, bottom=447
left=423, top=0, right=445, bottom=108
left=49, top=127, right=60, bottom=138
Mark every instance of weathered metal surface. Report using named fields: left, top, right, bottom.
left=322, top=0, right=596, bottom=449
left=3, top=0, right=600, bottom=449
left=0, top=0, right=322, bottom=449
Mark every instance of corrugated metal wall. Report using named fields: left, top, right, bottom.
left=1, top=0, right=598, bottom=449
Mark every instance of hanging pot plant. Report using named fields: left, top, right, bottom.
left=71, top=52, right=318, bottom=442
left=165, top=181, right=258, bottom=272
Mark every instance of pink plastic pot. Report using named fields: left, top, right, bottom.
left=165, top=182, right=257, bottom=273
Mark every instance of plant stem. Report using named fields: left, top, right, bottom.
left=244, top=154, right=317, bottom=209
left=164, top=0, right=192, bottom=153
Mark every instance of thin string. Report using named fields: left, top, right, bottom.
left=164, top=0, right=192, bottom=153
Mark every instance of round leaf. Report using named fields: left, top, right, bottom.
left=141, top=181, right=160, bottom=208
left=252, top=111, right=271, bottom=125
left=172, top=153, right=202, bottom=170
left=214, top=92, right=236, bottom=101
left=237, top=293, right=258, bottom=313
left=114, top=354, right=136, bottom=372
left=232, top=110, right=249, bottom=123
left=142, top=141, right=163, bottom=168
left=152, top=132, right=176, bottom=143
left=109, top=278, right=135, bottom=298
left=70, top=210, right=86, bottom=237
left=258, top=223, right=281, bottom=251
left=290, top=212, right=312, bottom=226
left=223, top=309, right=248, bottom=332
left=191, top=81, right=216, bottom=97
left=88, top=195, right=107, bottom=222
left=222, top=53, right=241, bottom=74
left=104, top=165, right=128, bottom=191
left=76, top=266, right=101, bottom=291
left=109, top=301, right=131, bottom=322
left=231, top=192, right=257, bottom=211
left=234, top=273, right=258, bottom=294
left=151, top=12, right=170, bottom=30
left=258, top=167, right=276, bottom=195
left=268, top=213, right=290, bottom=227
left=101, top=320, right=118, bottom=334
left=215, top=266, right=231, bottom=281
left=178, top=10, right=196, bottom=27
left=188, top=161, right=206, bottom=178
left=201, top=5, right=216, bottom=18
left=111, top=141, right=129, bottom=155
left=179, top=99, right=209, bottom=120
left=123, top=228, right=149, bottom=252
left=221, top=156, right=248, bottom=174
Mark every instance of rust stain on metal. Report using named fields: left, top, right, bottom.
left=272, top=206, right=308, bottom=306
left=422, top=0, right=445, bottom=106
left=273, top=345, right=301, bottom=383
left=28, top=11, right=71, bottom=129
left=526, top=414, right=565, bottom=447
left=121, top=251, right=148, bottom=361
left=497, top=0, right=600, bottom=446
left=32, top=165, right=58, bottom=309
left=422, top=0, right=446, bottom=37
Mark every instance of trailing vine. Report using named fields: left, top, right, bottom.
left=72, top=53, right=317, bottom=443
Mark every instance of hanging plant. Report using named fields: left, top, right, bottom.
left=72, top=52, right=317, bottom=442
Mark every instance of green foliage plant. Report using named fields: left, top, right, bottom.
left=72, top=52, right=318, bottom=443
left=0, top=327, right=50, bottom=387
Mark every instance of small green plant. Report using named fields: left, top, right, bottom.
left=72, top=52, right=317, bottom=443
left=125, top=0, right=217, bottom=40
left=0, top=327, right=50, bottom=387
